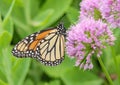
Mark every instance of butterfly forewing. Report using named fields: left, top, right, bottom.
left=12, top=24, right=66, bottom=66
left=12, top=32, right=39, bottom=58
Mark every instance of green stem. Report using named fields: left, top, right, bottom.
left=98, top=57, right=114, bottom=85
left=111, top=48, right=120, bottom=84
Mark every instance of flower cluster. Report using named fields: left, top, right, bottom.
left=80, top=0, right=101, bottom=20
left=80, top=0, right=120, bottom=28
left=100, top=0, right=120, bottom=28
left=66, top=0, right=119, bottom=70
left=66, top=18, right=115, bottom=70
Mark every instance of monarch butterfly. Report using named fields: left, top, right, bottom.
left=12, top=23, right=66, bottom=66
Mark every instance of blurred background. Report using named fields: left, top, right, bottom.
left=0, top=0, right=120, bottom=85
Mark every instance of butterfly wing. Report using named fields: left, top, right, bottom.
left=35, top=29, right=65, bottom=66
left=12, top=31, right=39, bottom=58
left=12, top=24, right=66, bottom=66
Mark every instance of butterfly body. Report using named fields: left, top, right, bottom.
left=12, top=24, right=66, bottom=66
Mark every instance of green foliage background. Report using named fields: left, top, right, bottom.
left=0, top=0, right=120, bottom=85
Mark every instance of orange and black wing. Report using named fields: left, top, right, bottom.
left=12, top=24, right=66, bottom=66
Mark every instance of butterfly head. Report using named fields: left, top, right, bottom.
left=57, top=23, right=66, bottom=36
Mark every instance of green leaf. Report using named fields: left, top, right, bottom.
left=0, top=0, right=14, bottom=48
left=61, top=68, right=103, bottom=85
left=24, top=79, right=34, bottom=85
left=113, top=28, right=120, bottom=55
left=71, top=0, right=81, bottom=9
left=27, top=61, right=43, bottom=84
left=2, top=0, right=16, bottom=25
left=49, top=80, right=60, bottom=85
left=23, top=0, right=31, bottom=25
left=0, top=79, right=7, bottom=85
left=66, top=7, right=79, bottom=24
left=37, top=0, right=73, bottom=29
left=115, top=55, right=120, bottom=81
left=40, top=56, right=75, bottom=78
left=37, top=80, right=61, bottom=85
left=0, top=0, right=28, bottom=38
left=0, top=14, right=2, bottom=24
left=31, top=9, right=54, bottom=27
left=0, top=18, right=13, bottom=49
left=30, top=0, right=43, bottom=18
left=102, top=47, right=117, bottom=74
left=116, top=55, right=120, bottom=65
left=0, top=47, right=31, bottom=85
left=0, top=31, right=11, bottom=48
left=12, top=59, right=31, bottom=85
left=113, top=78, right=120, bottom=85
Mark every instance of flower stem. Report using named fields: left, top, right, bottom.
left=98, top=57, right=114, bottom=85
left=111, top=48, right=120, bottom=84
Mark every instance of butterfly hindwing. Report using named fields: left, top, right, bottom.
left=12, top=24, right=66, bottom=66
left=35, top=30, right=65, bottom=66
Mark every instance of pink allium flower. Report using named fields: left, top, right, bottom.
left=100, top=0, right=120, bottom=28
left=80, top=0, right=120, bottom=28
left=66, top=18, right=115, bottom=70
left=80, top=0, right=102, bottom=20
